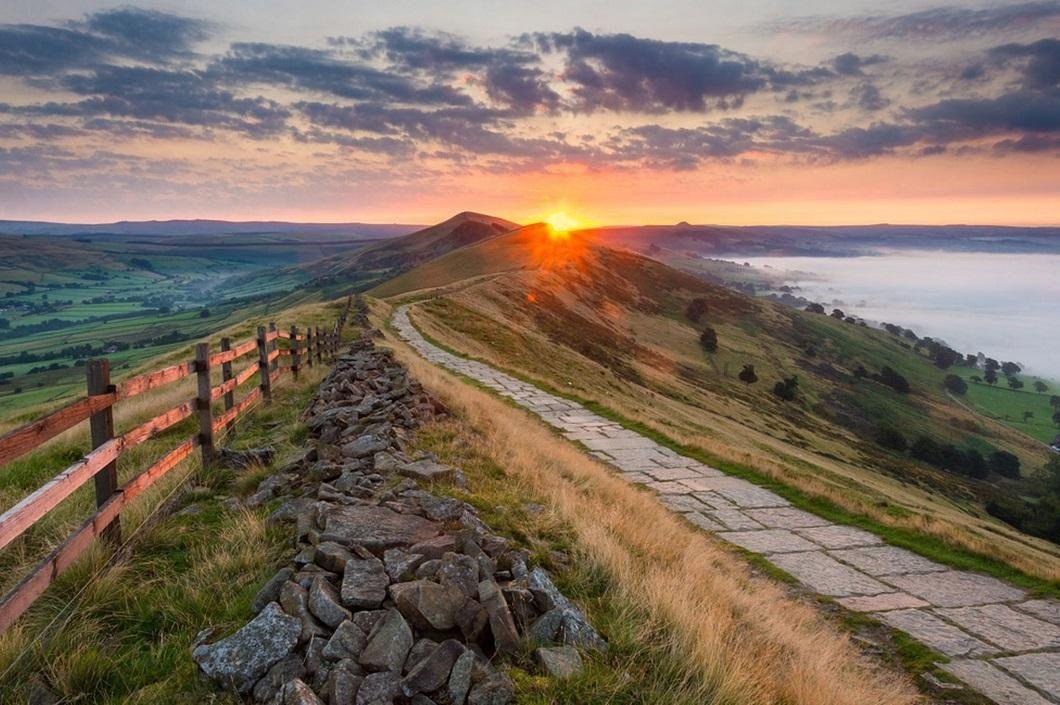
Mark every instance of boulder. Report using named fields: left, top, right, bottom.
left=359, top=609, right=414, bottom=673
left=322, top=505, right=441, bottom=551
left=272, top=677, right=324, bottom=705
left=390, top=580, right=465, bottom=631
left=402, top=639, right=466, bottom=697
left=383, top=548, right=425, bottom=582
left=398, top=459, right=454, bottom=482
left=342, top=434, right=389, bottom=459
left=535, top=646, right=583, bottom=679
left=193, top=602, right=300, bottom=693
left=251, top=655, right=306, bottom=703
left=252, top=567, right=294, bottom=614
left=308, top=577, right=351, bottom=628
left=321, top=659, right=364, bottom=705
left=437, top=553, right=479, bottom=599
left=314, top=541, right=356, bottom=573
left=478, top=580, right=521, bottom=654
left=355, top=670, right=402, bottom=705
left=322, top=620, right=368, bottom=662
left=467, top=671, right=513, bottom=705
left=341, top=557, right=389, bottom=609
left=279, top=580, right=328, bottom=643
left=403, top=638, right=439, bottom=674
left=447, top=649, right=475, bottom=705
left=527, top=568, right=606, bottom=651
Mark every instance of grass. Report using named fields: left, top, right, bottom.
left=398, top=299, right=1060, bottom=597
left=948, top=367, right=1058, bottom=444
left=0, top=319, right=342, bottom=703
left=382, top=318, right=922, bottom=705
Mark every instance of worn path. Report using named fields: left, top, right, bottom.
left=392, top=304, right=1060, bottom=705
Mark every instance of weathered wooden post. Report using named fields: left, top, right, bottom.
left=257, top=325, right=273, bottom=405
left=316, top=326, right=323, bottom=364
left=268, top=322, right=278, bottom=374
left=290, top=325, right=300, bottom=380
left=86, top=359, right=120, bottom=544
left=305, top=327, right=314, bottom=370
left=195, top=343, right=215, bottom=466
left=220, top=337, right=235, bottom=432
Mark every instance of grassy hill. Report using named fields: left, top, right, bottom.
left=375, top=224, right=1060, bottom=581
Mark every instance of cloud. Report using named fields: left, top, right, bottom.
left=832, top=52, right=887, bottom=76
left=777, top=2, right=1060, bottom=41
left=989, top=38, right=1060, bottom=88
left=909, top=90, right=1060, bottom=133
left=851, top=83, right=890, bottom=111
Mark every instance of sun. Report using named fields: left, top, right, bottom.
left=544, top=211, right=580, bottom=238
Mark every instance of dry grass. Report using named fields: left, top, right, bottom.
left=381, top=316, right=922, bottom=705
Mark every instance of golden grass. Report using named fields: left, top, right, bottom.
left=380, top=311, right=922, bottom=705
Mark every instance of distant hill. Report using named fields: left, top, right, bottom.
left=283, top=211, right=520, bottom=292
left=0, top=219, right=420, bottom=238
left=591, top=223, right=1060, bottom=256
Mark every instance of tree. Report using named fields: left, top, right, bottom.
left=965, top=353, right=977, bottom=367
left=984, top=358, right=1000, bottom=372
left=804, top=303, right=825, bottom=314
left=984, top=369, right=998, bottom=385
left=1033, top=380, right=1048, bottom=394
left=199, top=308, right=211, bottom=318
left=1054, top=410, right=1060, bottom=428
left=773, top=376, right=799, bottom=401
left=685, top=298, right=708, bottom=323
left=1052, top=395, right=1060, bottom=410
left=699, top=327, right=718, bottom=353
left=934, top=346, right=960, bottom=369
left=988, top=450, right=1020, bottom=479
left=738, top=364, right=758, bottom=384
left=0, top=318, right=8, bottom=330
left=1007, top=377, right=1024, bottom=391
left=1022, top=411, right=1034, bottom=422
left=831, top=308, right=845, bottom=319
left=876, top=366, right=910, bottom=393
left=1001, top=361, right=1022, bottom=376
left=970, top=375, right=982, bottom=383
left=943, top=374, right=968, bottom=395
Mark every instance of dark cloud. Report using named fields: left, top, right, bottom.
left=483, top=63, right=560, bottom=112
left=358, top=27, right=536, bottom=73
left=909, top=90, right=1060, bottom=133
left=779, top=2, right=1060, bottom=41
left=832, top=52, right=887, bottom=76
left=78, top=7, right=215, bottom=62
left=851, top=83, right=890, bottom=111
left=989, top=38, right=1060, bottom=88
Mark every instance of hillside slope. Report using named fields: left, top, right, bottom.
left=377, top=226, right=1060, bottom=579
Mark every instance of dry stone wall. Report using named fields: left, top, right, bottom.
left=193, top=315, right=604, bottom=705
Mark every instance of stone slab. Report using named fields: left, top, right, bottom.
left=936, top=604, right=1060, bottom=652
left=883, top=570, right=1025, bottom=608
left=645, top=481, right=693, bottom=495
left=646, top=466, right=707, bottom=482
left=828, top=546, right=945, bottom=577
left=768, top=551, right=891, bottom=597
left=744, top=507, right=831, bottom=529
left=1014, top=599, right=1060, bottom=627
left=682, top=511, right=724, bottom=532
left=705, top=509, right=763, bottom=531
left=718, top=529, right=820, bottom=554
left=794, top=525, right=882, bottom=549
left=659, top=495, right=711, bottom=513
left=874, top=609, right=998, bottom=657
left=993, top=652, right=1060, bottom=699
left=941, top=660, right=1052, bottom=705
left=837, top=593, right=930, bottom=612
left=713, top=485, right=789, bottom=508
left=582, top=437, right=659, bottom=452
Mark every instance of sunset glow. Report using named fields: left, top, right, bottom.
left=544, top=212, right=581, bottom=238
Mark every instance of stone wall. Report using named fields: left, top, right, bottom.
left=193, top=319, right=604, bottom=705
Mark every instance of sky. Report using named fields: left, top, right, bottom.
left=0, top=1, right=1057, bottom=225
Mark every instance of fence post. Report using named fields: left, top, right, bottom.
left=86, top=359, right=120, bottom=544
left=257, top=325, right=273, bottom=405
left=220, top=337, right=235, bottom=433
left=305, top=327, right=314, bottom=370
left=268, top=322, right=278, bottom=375
left=195, top=343, right=215, bottom=466
left=290, top=325, right=300, bottom=380
left=315, top=326, right=323, bottom=364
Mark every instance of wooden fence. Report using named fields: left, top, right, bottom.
left=0, top=297, right=353, bottom=632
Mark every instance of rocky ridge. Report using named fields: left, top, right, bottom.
left=193, top=308, right=605, bottom=705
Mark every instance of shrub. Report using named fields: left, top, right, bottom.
left=875, top=426, right=907, bottom=451
left=699, top=327, right=718, bottom=353
left=685, top=298, right=708, bottom=323
left=738, top=364, right=758, bottom=384
left=804, top=303, right=825, bottom=314
left=986, top=497, right=1029, bottom=529
left=988, top=450, right=1020, bottom=479
left=943, top=374, right=968, bottom=395
left=773, top=376, right=798, bottom=401
left=874, top=366, right=910, bottom=393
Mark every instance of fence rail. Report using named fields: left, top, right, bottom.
left=0, top=297, right=353, bottom=633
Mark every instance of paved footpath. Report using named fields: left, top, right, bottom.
left=393, top=305, right=1060, bottom=705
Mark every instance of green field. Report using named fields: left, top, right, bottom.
left=947, top=367, right=1059, bottom=444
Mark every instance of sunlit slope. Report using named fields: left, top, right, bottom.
left=381, top=229, right=1059, bottom=578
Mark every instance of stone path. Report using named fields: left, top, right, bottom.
left=392, top=305, right=1060, bottom=705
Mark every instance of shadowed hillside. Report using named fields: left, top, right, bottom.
left=377, top=225, right=1060, bottom=580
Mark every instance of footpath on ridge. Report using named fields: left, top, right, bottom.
left=392, top=303, right=1060, bottom=705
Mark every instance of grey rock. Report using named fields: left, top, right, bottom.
left=374, top=451, right=401, bottom=473
left=315, top=542, right=356, bottom=574
left=399, top=458, right=454, bottom=482
left=279, top=580, right=328, bottom=643
left=383, top=548, right=425, bottom=582
left=355, top=670, right=402, bottom=705
left=268, top=496, right=315, bottom=525
left=321, top=659, right=364, bottom=705
left=309, top=577, right=351, bottom=628
left=527, top=568, right=606, bottom=650
left=535, top=646, right=583, bottom=679
left=438, top=553, right=479, bottom=599
left=409, top=535, right=457, bottom=559
left=322, top=620, right=369, bottom=662
left=402, top=639, right=466, bottom=697
left=467, top=671, right=513, bottom=705
left=273, top=677, right=325, bottom=705
left=478, top=579, right=521, bottom=654
left=323, top=505, right=441, bottom=551
left=415, top=559, right=441, bottom=580
left=455, top=599, right=489, bottom=643
left=252, top=567, right=294, bottom=614
left=447, top=650, right=474, bottom=705
left=353, top=609, right=388, bottom=635
left=252, top=655, right=306, bottom=703
left=417, top=495, right=466, bottom=522
left=404, top=638, right=439, bottom=675
left=360, top=609, right=414, bottom=673
left=193, top=602, right=300, bottom=693
left=391, top=580, right=465, bottom=631
left=342, top=434, right=389, bottom=459
left=341, top=557, right=389, bottom=609
left=527, top=609, right=563, bottom=644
